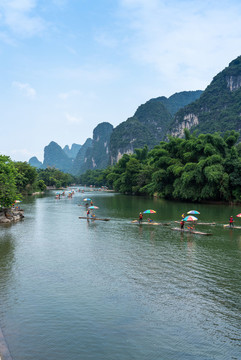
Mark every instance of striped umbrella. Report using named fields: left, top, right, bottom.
left=183, top=215, right=198, bottom=222
left=143, top=209, right=156, bottom=214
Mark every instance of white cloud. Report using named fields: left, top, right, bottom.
left=65, top=113, right=82, bottom=124
left=0, top=0, right=46, bottom=37
left=119, top=0, right=241, bottom=90
left=12, top=81, right=36, bottom=98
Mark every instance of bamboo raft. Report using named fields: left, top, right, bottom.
left=223, top=224, right=241, bottom=229
left=131, top=220, right=170, bottom=226
left=171, top=227, right=212, bottom=236
left=174, top=221, right=216, bottom=226
left=79, top=216, right=110, bottom=221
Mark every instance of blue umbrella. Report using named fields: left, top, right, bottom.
left=187, top=210, right=200, bottom=215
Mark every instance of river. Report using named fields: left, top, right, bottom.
left=0, top=189, right=240, bottom=360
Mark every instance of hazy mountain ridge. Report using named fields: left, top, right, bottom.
left=78, top=122, right=113, bottom=174
left=63, top=144, right=82, bottom=159
left=28, top=91, right=203, bottom=173
left=43, top=141, right=73, bottom=173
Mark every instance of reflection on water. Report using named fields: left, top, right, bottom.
left=0, top=190, right=240, bottom=360
left=0, top=233, right=15, bottom=309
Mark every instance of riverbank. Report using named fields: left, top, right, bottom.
left=0, top=208, right=24, bottom=224
left=0, top=326, right=13, bottom=360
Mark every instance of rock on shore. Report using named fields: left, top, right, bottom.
left=0, top=208, right=24, bottom=224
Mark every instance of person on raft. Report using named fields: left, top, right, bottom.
left=180, top=219, right=185, bottom=230
left=139, top=212, right=143, bottom=224
left=229, top=216, right=234, bottom=227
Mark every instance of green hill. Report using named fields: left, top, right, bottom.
left=110, top=91, right=203, bottom=163
left=170, top=56, right=241, bottom=137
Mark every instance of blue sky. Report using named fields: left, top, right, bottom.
left=1, top=0, right=241, bottom=162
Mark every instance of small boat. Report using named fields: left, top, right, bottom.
left=223, top=224, right=241, bottom=229
left=79, top=216, right=110, bottom=221
left=171, top=227, right=212, bottom=236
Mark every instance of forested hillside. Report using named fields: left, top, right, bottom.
left=79, top=130, right=241, bottom=203
left=171, top=56, right=241, bottom=137
left=110, top=91, right=202, bottom=163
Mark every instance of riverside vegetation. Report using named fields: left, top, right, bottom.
left=1, top=129, right=241, bottom=208
left=0, top=155, right=75, bottom=208
left=79, top=130, right=241, bottom=203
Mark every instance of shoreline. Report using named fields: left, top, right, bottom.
left=0, top=208, right=24, bottom=224
left=0, top=326, right=13, bottom=360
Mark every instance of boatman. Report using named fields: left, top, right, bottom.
left=139, top=212, right=143, bottom=224
left=229, top=216, right=234, bottom=227
left=180, top=219, right=185, bottom=230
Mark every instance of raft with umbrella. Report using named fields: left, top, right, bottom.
left=132, top=209, right=158, bottom=224
left=79, top=204, right=110, bottom=221
left=223, top=213, right=241, bottom=228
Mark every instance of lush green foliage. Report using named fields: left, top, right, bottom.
left=79, top=132, right=241, bottom=202
left=14, top=161, right=38, bottom=195
left=0, top=155, right=76, bottom=208
left=0, top=155, right=20, bottom=207
left=37, top=167, right=75, bottom=188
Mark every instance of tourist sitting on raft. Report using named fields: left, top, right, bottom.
left=147, top=218, right=153, bottom=223
left=187, top=224, right=195, bottom=231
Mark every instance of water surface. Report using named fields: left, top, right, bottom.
left=0, top=190, right=240, bottom=359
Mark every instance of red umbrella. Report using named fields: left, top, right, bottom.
left=183, top=215, right=198, bottom=221
left=236, top=213, right=241, bottom=217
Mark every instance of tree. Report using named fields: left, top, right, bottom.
left=0, top=155, right=20, bottom=208
left=14, top=161, right=38, bottom=194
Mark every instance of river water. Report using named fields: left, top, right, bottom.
left=0, top=189, right=240, bottom=360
